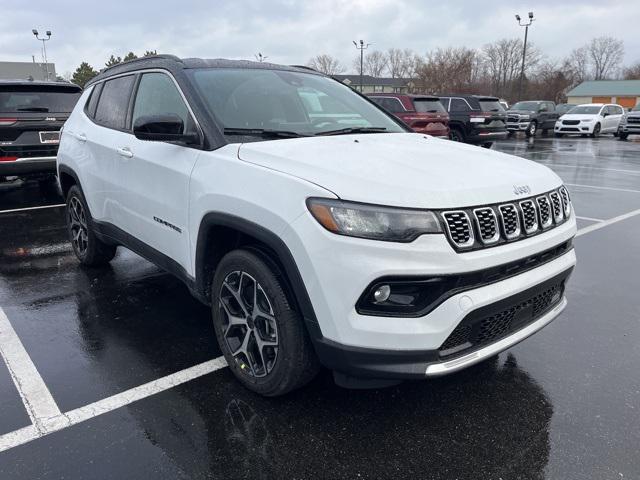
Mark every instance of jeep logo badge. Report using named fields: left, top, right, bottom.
left=513, top=185, right=531, bottom=195
left=45, top=117, right=57, bottom=121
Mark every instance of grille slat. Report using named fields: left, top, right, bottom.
left=559, top=186, right=571, bottom=216
left=473, top=208, right=499, bottom=244
left=442, top=211, right=474, bottom=248
left=549, top=192, right=563, bottom=222
left=519, top=200, right=539, bottom=234
left=536, top=196, right=552, bottom=229
left=498, top=204, right=520, bottom=239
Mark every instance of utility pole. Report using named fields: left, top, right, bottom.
left=515, top=12, right=534, bottom=101
left=353, top=39, right=370, bottom=92
left=255, top=53, right=268, bottom=62
left=32, top=29, right=52, bottom=81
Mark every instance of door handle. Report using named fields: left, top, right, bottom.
left=117, top=147, right=133, bottom=158
left=75, top=133, right=87, bottom=142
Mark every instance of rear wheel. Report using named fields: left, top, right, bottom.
left=66, top=185, right=117, bottom=266
left=590, top=123, right=601, bottom=138
left=449, top=128, right=465, bottom=142
left=211, top=249, right=320, bottom=396
left=481, top=142, right=493, bottom=149
left=619, top=132, right=629, bottom=140
left=525, top=121, right=537, bottom=137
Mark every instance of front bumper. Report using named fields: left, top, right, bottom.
left=619, top=123, right=640, bottom=134
left=313, top=266, right=572, bottom=379
left=468, top=130, right=509, bottom=143
left=506, top=121, right=530, bottom=131
left=554, top=123, right=593, bottom=134
left=0, top=156, right=57, bottom=176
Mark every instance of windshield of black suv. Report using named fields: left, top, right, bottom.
left=413, top=98, right=447, bottom=113
left=478, top=99, right=504, bottom=112
left=0, top=85, right=82, bottom=113
left=567, top=106, right=601, bottom=115
left=511, top=101, right=540, bottom=111
left=189, top=68, right=406, bottom=138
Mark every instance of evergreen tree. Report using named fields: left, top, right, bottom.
left=71, top=62, right=98, bottom=87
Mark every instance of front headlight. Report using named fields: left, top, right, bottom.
left=582, top=118, right=594, bottom=123
left=620, top=116, right=627, bottom=125
left=307, top=198, right=442, bottom=242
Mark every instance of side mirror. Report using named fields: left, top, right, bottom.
left=539, top=106, right=548, bottom=112
left=133, top=114, right=199, bottom=144
left=602, top=112, right=609, bottom=117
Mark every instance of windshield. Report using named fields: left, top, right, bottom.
left=189, top=68, right=405, bottom=138
left=478, top=100, right=504, bottom=112
left=0, top=85, right=81, bottom=113
left=568, top=106, right=601, bottom=115
left=413, top=99, right=446, bottom=113
left=511, top=101, right=540, bottom=111
left=556, top=104, right=573, bottom=114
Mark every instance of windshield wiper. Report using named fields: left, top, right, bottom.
left=16, top=107, right=49, bottom=112
left=223, top=127, right=309, bottom=138
left=316, top=126, right=387, bottom=136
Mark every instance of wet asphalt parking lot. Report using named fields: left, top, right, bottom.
left=0, top=134, right=639, bottom=479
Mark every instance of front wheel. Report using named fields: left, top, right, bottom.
left=211, top=249, right=320, bottom=396
left=590, top=123, right=601, bottom=138
left=66, top=185, right=117, bottom=266
left=525, top=121, right=537, bottom=137
left=449, top=128, right=465, bottom=143
left=619, top=132, right=629, bottom=140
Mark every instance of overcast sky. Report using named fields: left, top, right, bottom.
left=2, top=0, right=639, bottom=76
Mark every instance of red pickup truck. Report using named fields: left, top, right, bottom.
left=367, top=94, right=450, bottom=138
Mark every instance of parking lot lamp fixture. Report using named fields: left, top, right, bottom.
left=32, top=29, right=52, bottom=81
left=515, top=12, right=534, bottom=100
left=353, top=39, right=370, bottom=93
left=255, top=53, right=268, bottom=62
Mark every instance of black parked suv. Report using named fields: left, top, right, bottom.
left=506, top=101, right=559, bottom=137
left=437, top=95, right=508, bottom=147
left=0, top=80, right=82, bottom=181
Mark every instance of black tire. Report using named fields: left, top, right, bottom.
left=507, top=131, right=514, bottom=137
left=554, top=133, right=564, bottom=138
left=449, top=128, right=465, bottom=143
left=619, top=132, right=629, bottom=140
left=613, top=131, right=619, bottom=137
left=590, top=123, right=601, bottom=138
left=66, top=185, right=117, bottom=266
left=481, top=142, right=493, bottom=149
left=211, top=249, right=320, bottom=396
left=525, top=121, right=537, bottom=137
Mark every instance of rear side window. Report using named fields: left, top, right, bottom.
left=85, top=83, right=103, bottom=118
left=413, top=99, right=446, bottom=113
left=371, top=97, right=405, bottom=113
left=94, top=75, right=135, bottom=130
left=132, top=73, right=191, bottom=129
left=449, top=98, right=470, bottom=112
left=0, top=85, right=81, bottom=113
left=478, top=99, right=504, bottom=112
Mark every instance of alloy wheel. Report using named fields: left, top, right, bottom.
left=218, top=271, right=279, bottom=378
left=68, top=196, right=89, bottom=256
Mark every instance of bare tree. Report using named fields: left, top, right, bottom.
left=623, top=62, right=640, bottom=80
left=587, top=36, right=624, bottom=80
left=352, top=50, right=388, bottom=77
left=415, top=47, right=478, bottom=93
left=563, top=46, right=590, bottom=85
left=307, top=54, right=345, bottom=75
left=386, top=48, right=416, bottom=78
left=481, top=38, right=542, bottom=99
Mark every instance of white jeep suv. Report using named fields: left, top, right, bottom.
left=57, top=56, right=577, bottom=396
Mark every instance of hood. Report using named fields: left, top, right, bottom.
left=507, top=109, right=536, bottom=115
left=558, top=113, right=598, bottom=121
left=237, top=133, right=562, bottom=208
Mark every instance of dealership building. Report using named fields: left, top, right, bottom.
left=333, top=74, right=415, bottom=94
left=566, top=80, right=640, bottom=108
left=0, top=61, right=57, bottom=81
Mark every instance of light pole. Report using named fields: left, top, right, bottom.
left=32, top=29, right=52, bottom=81
left=353, top=39, right=370, bottom=92
left=515, top=12, right=534, bottom=101
left=255, top=53, right=268, bottom=63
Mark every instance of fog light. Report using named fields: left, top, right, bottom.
left=373, top=285, right=391, bottom=303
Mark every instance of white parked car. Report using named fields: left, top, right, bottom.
left=57, top=55, right=577, bottom=395
left=554, top=103, right=625, bottom=137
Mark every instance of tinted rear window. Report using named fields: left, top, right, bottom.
left=94, top=75, right=135, bottom=130
left=478, top=100, right=504, bottom=112
left=0, top=85, right=81, bottom=113
left=413, top=99, right=446, bottom=113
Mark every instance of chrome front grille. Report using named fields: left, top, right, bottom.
left=441, top=187, right=571, bottom=251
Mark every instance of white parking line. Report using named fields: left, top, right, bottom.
left=575, top=215, right=604, bottom=223
left=0, top=356, right=227, bottom=452
left=0, top=203, right=66, bottom=214
left=537, top=162, right=640, bottom=175
left=0, top=307, right=66, bottom=434
left=565, top=183, right=640, bottom=194
left=576, top=208, right=640, bottom=237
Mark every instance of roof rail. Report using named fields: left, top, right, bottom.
left=289, top=65, right=321, bottom=73
left=100, top=54, right=182, bottom=74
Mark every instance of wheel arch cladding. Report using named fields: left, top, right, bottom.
left=58, top=164, right=80, bottom=198
left=195, top=212, right=321, bottom=334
